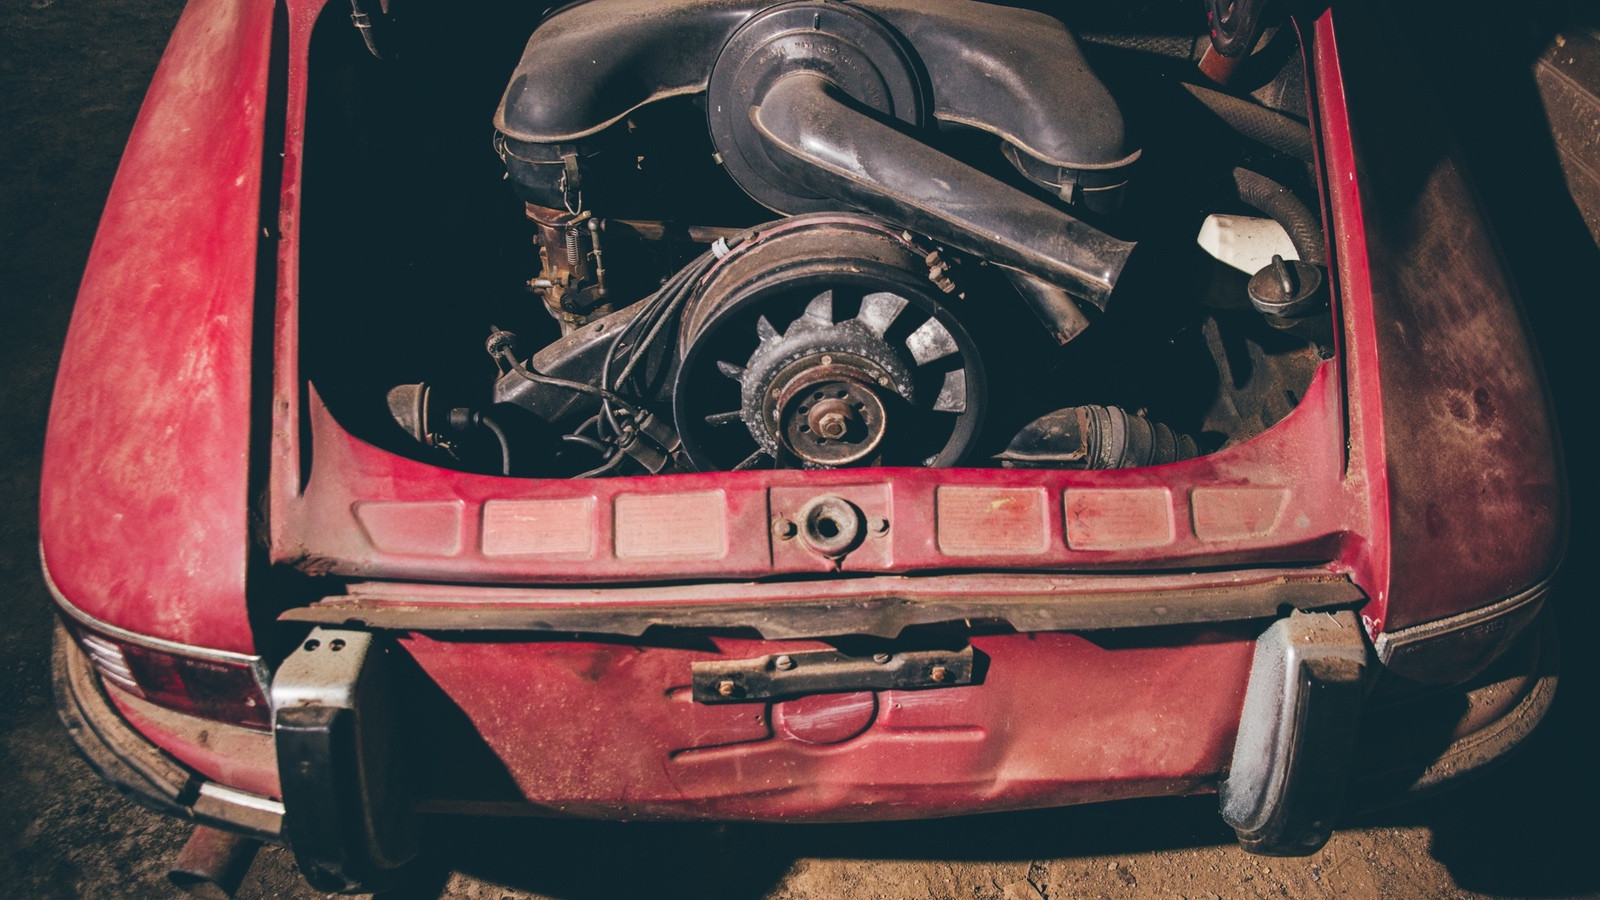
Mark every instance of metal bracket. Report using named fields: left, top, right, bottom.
left=691, top=646, right=974, bottom=704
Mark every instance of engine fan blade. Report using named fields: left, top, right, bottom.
left=857, top=291, right=908, bottom=337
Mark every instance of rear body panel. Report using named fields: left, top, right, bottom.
left=39, top=0, right=1563, bottom=865
left=397, top=628, right=1256, bottom=820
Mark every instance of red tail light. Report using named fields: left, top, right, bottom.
left=63, top=620, right=272, bottom=732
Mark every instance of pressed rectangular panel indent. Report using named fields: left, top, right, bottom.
left=936, top=486, right=1050, bottom=555
left=1191, top=487, right=1288, bottom=541
left=1063, top=488, right=1174, bottom=550
left=481, top=497, right=596, bottom=556
left=614, top=491, right=728, bottom=559
left=352, top=500, right=464, bottom=556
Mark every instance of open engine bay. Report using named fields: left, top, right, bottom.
left=300, top=0, right=1332, bottom=480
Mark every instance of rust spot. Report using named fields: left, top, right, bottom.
left=286, top=553, right=341, bottom=577
left=1472, top=387, right=1497, bottom=424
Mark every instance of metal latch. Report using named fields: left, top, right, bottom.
left=691, top=646, right=975, bottom=704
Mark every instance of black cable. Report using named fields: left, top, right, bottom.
left=610, top=253, right=712, bottom=391
left=561, top=433, right=609, bottom=454
left=558, top=235, right=745, bottom=479
left=476, top=413, right=514, bottom=476
left=601, top=252, right=703, bottom=393
left=591, top=248, right=716, bottom=448
left=500, top=352, right=640, bottom=410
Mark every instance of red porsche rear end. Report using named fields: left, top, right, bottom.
left=41, top=0, right=1562, bottom=892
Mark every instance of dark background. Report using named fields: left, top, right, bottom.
left=1, top=0, right=1595, bottom=897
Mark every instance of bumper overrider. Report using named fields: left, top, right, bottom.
left=53, top=567, right=1557, bottom=893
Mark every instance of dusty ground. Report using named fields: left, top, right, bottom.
left=2, top=0, right=1597, bottom=898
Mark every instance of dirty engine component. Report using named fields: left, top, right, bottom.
left=368, top=0, right=1330, bottom=479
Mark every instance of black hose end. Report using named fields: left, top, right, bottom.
left=485, top=329, right=518, bottom=359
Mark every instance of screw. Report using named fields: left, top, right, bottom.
left=930, top=665, right=949, bottom=683
left=775, top=655, right=795, bottom=671
left=870, top=517, right=890, bottom=535
left=717, top=679, right=738, bottom=698
left=872, top=652, right=891, bottom=665
left=774, top=518, right=798, bottom=539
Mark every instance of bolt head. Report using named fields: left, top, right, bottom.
left=775, top=655, right=795, bottom=671
left=930, top=665, right=949, bottom=683
left=816, top=411, right=848, bottom=439
left=717, top=679, right=738, bottom=698
left=872, top=652, right=891, bottom=665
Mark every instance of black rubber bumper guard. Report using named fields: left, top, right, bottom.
left=271, top=628, right=419, bottom=893
left=1219, top=609, right=1371, bottom=855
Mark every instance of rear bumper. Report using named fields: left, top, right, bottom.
left=56, top=597, right=1557, bottom=890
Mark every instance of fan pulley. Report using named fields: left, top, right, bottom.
left=674, top=214, right=985, bottom=470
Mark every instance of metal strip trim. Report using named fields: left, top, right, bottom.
left=1373, top=570, right=1557, bottom=664
left=40, top=544, right=272, bottom=696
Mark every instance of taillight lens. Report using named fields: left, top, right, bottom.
left=64, top=621, right=272, bottom=732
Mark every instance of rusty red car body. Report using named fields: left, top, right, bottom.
left=40, top=0, right=1563, bottom=893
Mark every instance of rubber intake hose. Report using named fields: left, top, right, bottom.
left=1183, top=83, right=1313, bottom=162
left=751, top=71, right=1137, bottom=311
left=997, top=405, right=1198, bottom=469
left=1231, top=167, right=1326, bottom=266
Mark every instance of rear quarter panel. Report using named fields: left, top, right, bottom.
left=38, top=0, right=276, bottom=654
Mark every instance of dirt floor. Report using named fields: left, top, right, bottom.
left=2, top=1, right=1598, bottom=898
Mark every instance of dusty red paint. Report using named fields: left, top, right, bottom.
left=1317, top=4, right=1565, bottom=630
left=1311, top=13, right=1394, bottom=633
left=271, top=363, right=1357, bottom=582
left=39, top=0, right=275, bottom=653
left=400, top=628, right=1254, bottom=819
left=109, top=687, right=281, bottom=801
